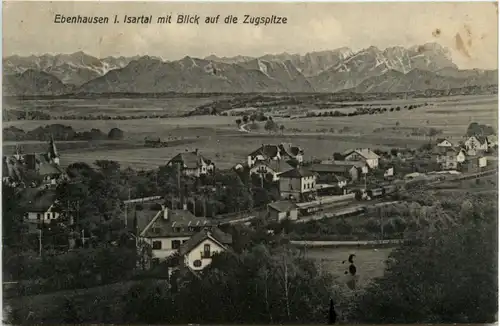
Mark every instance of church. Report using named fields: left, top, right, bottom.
left=3, top=137, right=64, bottom=188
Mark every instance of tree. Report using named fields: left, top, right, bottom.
left=333, top=152, right=344, bottom=161
left=279, top=125, right=285, bottom=134
left=243, top=115, right=249, bottom=124
left=235, top=119, right=242, bottom=127
left=108, top=128, right=124, bottom=140
left=264, top=120, right=278, bottom=133
left=349, top=205, right=497, bottom=323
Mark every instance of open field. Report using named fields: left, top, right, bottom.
left=305, top=246, right=393, bottom=288
left=4, top=94, right=497, bottom=170
left=4, top=96, right=230, bottom=117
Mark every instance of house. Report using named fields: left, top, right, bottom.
left=436, top=138, right=454, bottom=147
left=278, top=167, right=317, bottom=202
left=249, top=160, right=295, bottom=182
left=267, top=200, right=299, bottom=222
left=167, top=149, right=215, bottom=177
left=22, top=189, right=61, bottom=224
left=433, top=147, right=466, bottom=170
left=464, top=136, right=489, bottom=151
left=316, top=161, right=363, bottom=182
left=178, top=228, right=232, bottom=271
left=247, top=143, right=303, bottom=168
left=487, top=135, right=498, bottom=148
left=4, top=138, right=63, bottom=186
left=343, top=148, right=380, bottom=169
left=138, top=204, right=231, bottom=265
left=3, top=156, right=23, bottom=186
left=460, top=155, right=488, bottom=173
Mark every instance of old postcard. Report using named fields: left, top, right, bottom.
left=2, top=1, right=498, bottom=324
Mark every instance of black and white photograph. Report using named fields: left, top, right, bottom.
left=2, top=1, right=498, bottom=324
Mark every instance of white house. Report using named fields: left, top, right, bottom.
left=343, top=149, right=380, bottom=169
left=464, top=136, right=489, bottom=151
left=139, top=205, right=211, bottom=262
left=24, top=190, right=60, bottom=224
left=167, top=150, right=215, bottom=177
left=436, top=138, right=454, bottom=148
left=434, top=148, right=466, bottom=170
left=138, top=205, right=231, bottom=267
left=178, top=228, right=232, bottom=271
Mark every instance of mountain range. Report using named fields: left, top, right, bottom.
left=3, top=43, right=497, bottom=95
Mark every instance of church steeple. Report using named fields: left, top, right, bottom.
left=48, top=135, right=60, bottom=165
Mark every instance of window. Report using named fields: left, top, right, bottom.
left=188, top=226, right=195, bottom=232
left=172, top=240, right=181, bottom=249
left=202, top=244, right=211, bottom=258
left=47, top=213, right=51, bottom=219
left=37, top=213, right=41, bottom=220
left=152, top=241, right=162, bottom=250
left=193, top=260, right=202, bottom=268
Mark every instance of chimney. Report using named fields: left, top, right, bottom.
left=162, top=205, right=169, bottom=220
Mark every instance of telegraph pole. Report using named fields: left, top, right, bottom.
left=38, top=229, right=42, bottom=257
left=125, top=187, right=131, bottom=228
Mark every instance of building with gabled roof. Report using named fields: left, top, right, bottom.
left=278, top=167, right=317, bottom=202
left=435, top=138, right=454, bottom=148
left=464, top=135, right=489, bottom=151
left=249, top=159, right=295, bottom=182
left=138, top=205, right=223, bottom=264
left=433, top=147, right=466, bottom=170
left=167, top=149, right=215, bottom=177
left=247, top=143, right=304, bottom=168
left=20, top=189, right=61, bottom=224
left=313, top=161, right=361, bottom=182
left=343, top=148, right=380, bottom=169
left=178, top=228, right=232, bottom=271
left=267, top=200, right=298, bottom=222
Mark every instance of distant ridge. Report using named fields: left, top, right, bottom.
left=3, top=43, right=498, bottom=95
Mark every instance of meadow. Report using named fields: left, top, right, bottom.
left=3, top=96, right=229, bottom=117
left=3, top=94, right=497, bottom=170
left=305, top=246, right=393, bottom=287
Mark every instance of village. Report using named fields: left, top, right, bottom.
left=3, top=123, right=497, bottom=281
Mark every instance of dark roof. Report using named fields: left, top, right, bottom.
left=178, top=227, right=232, bottom=256
left=311, top=163, right=357, bottom=174
left=252, top=160, right=294, bottom=174
left=278, top=143, right=303, bottom=157
left=126, top=206, right=161, bottom=234
left=250, top=143, right=303, bottom=160
left=21, top=189, right=58, bottom=212
left=38, top=163, right=63, bottom=176
left=268, top=200, right=298, bottom=212
left=343, top=148, right=380, bottom=159
left=168, top=151, right=211, bottom=169
left=279, top=167, right=316, bottom=178
left=140, top=207, right=214, bottom=238
left=310, top=164, right=346, bottom=173
left=249, top=145, right=280, bottom=159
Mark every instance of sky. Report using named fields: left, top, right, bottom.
left=3, top=1, right=498, bottom=69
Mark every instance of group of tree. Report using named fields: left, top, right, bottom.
left=3, top=124, right=125, bottom=141
left=465, top=122, right=496, bottom=137
left=305, top=103, right=426, bottom=119
left=5, top=190, right=498, bottom=324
